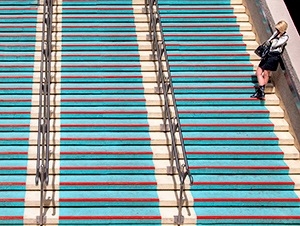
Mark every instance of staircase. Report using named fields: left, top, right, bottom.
left=0, top=0, right=300, bottom=225
left=157, top=0, right=300, bottom=224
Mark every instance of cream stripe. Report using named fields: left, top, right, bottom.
left=133, top=4, right=197, bottom=225
left=24, top=1, right=61, bottom=224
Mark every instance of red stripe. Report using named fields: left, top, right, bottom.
left=63, top=25, right=135, bottom=28
left=171, top=63, right=251, bottom=67
left=176, top=98, right=261, bottom=101
left=60, top=216, right=161, bottom=220
left=164, top=24, right=239, bottom=28
left=61, top=75, right=142, bottom=79
left=0, top=152, right=28, bottom=155
left=0, top=112, right=30, bottom=114
left=0, top=65, right=33, bottom=68
left=166, top=43, right=246, bottom=47
left=161, top=15, right=236, bottom=18
left=61, top=138, right=151, bottom=141
left=193, top=182, right=294, bottom=185
left=190, top=166, right=289, bottom=170
left=60, top=166, right=155, bottom=170
left=165, top=34, right=242, bottom=37
left=60, top=198, right=158, bottom=202
left=0, top=198, right=24, bottom=202
left=0, top=124, right=29, bottom=127
left=60, top=151, right=152, bottom=155
left=61, top=124, right=148, bottom=127
left=181, top=124, right=274, bottom=127
left=0, top=88, right=32, bottom=90
left=62, top=43, right=138, bottom=47
left=0, top=76, right=32, bottom=79
left=0, top=216, right=23, bottom=220
left=184, top=137, right=278, bottom=141
left=0, top=16, right=36, bottom=18
left=160, top=7, right=233, bottom=10
left=194, top=198, right=300, bottom=202
left=0, top=138, right=28, bottom=141
left=197, top=216, right=300, bottom=219
left=0, top=54, right=33, bottom=57
left=179, top=110, right=269, bottom=114
left=61, top=87, right=143, bottom=90
left=0, top=99, right=31, bottom=102
left=0, top=26, right=35, bottom=29
left=187, top=152, right=283, bottom=155
left=61, top=111, right=147, bottom=114
left=63, top=34, right=136, bottom=37
left=61, top=98, right=145, bottom=102
left=0, top=182, right=26, bottom=185
left=0, top=34, right=35, bottom=37
left=0, top=167, right=27, bottom=170
left=62, top=64, right=140, bottom=67
left=169, top=54, right=248, bottom=57
left=0, top=8, right=37, bottom=10
left=64, top=7, right=133, bottom=10
left=62, top=54, right=139, bottom=57
left=173, top=75, right=251, bottom=78
left=175, top=86, right=253, bottom=89
left=60, top=182, right=157, bottom=185
left=63, top=15, right=134, bottom=18
left=0, top=44, right=35, bottom=47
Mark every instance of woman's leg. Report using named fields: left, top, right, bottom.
left=256, top=66, right=265, bottom=86
left=263, top=70, right=271, bottom=85
left=251, top=66, right=265, bottom=98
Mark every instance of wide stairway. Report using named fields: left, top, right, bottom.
left=0, top=0, right=300, bottom=225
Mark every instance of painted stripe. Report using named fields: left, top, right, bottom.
left=60, top=151, right=152, bottom=155
left=170, top=63, right=252, bottom=67
left=194, top=198, right=300, bottom=202
left=197, top=216, right=300, bottom=219
left=169, top=53, right=249, bottom=57
left=179, top=110, right=269, bottom=114
left=0, top=199, right=24, bottom=202
left=61, top=98, right=146, bottom=102
left=165, top=34, right=243, bottom=37
left=63, top=43, right=138, bottom=47
left=0, top=216, right=23, bottom=220
left=193, top=182, right=294, bottom=185
left=60, top=198, right=159, bottom=202
left=61, top=111, right=147, bottom=114
left=185, top=138, right=278, bottom=141
left=62, top=64, right=140, bottom=67
left=161, top=15, right=236, bottom=19
left=61, top=124, right=148, bottom=127
left=166, top=43, right=246, bottom=47
left=62, top=53, right=139, bottom=57
left=60, top=166, right=155, bottom=170
left=60, top=182, right=157, bottom=186
left=182, top=124, right=274, bottom=127
left=187, top=152, right=283, bottom=155
left=175, top=86, right=253, bottom=89
left=62, top=15, right=134, bottom=19
left=63, top=7, right=133, bottom=10
left=61, top=75, right=142, bottom=79
left=190, top=166, right=289, bottom=170
left=61, top=138, right=151, bottom=141
left=60, top=216, right=161, bottom=220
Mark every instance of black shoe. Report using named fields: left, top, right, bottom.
left=256, top=85, right=265, bottom=99
left=250, top=89, right=260, bottom=98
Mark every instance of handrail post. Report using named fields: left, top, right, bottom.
left=35, top=0, right=53, bottom=225
left=146, top=0, right=193, bottom=224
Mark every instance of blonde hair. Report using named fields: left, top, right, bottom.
left=275, top=20, right=288, bottom=33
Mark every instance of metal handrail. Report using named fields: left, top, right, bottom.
left=35, top=0, right=53, bottom=225
left=146, top=0, right=193, bottom=224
